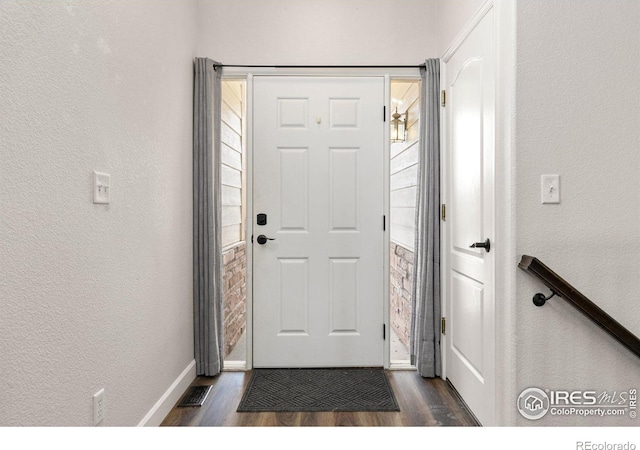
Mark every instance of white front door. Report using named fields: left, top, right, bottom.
left=444, top=9, right=496, bottom=425
left=252, top=76, right=385, bottom=368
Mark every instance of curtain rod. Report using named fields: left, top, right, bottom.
left=215, top=64, right=425, bottom=69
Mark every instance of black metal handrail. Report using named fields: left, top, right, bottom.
left=518, top=255, right=640, bottom=359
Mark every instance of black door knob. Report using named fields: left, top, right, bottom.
left=256, top=235, right=276, bottom=245
left=469, top=238, right=490, bottom=253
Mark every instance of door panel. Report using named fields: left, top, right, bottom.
left=329, top=258, right=359, bottom=333
left=278, top=148, right=309, bottom=231
left=445, top=8, right=496, bottom=426
left=450, top=59, right=484, bottom=255
left=329, top=148, right=359, bottom=230
left=278, top=258, right=309, bottom=334
left=253, top=77, right=385, bottom=368
left=451, top=271, right=485, bottom=377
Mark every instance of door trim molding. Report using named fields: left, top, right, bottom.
left=222, top=66, right=420, bottom=78
left=245, top=74, right=255, bottom=370
left=383, top=74, right=391, bottom=369
left=230, top=69, right=421, bottom=370
left=492, top=0, right=517, bottom=426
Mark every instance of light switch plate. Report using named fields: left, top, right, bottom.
left=93, top=388, right=105, bottom=425
left=94, top=171, right=110, bottom=204
left=541, top=174, right=560, bottom=204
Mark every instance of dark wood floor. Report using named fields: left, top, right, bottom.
left=161, top=370, right=479, bottom=426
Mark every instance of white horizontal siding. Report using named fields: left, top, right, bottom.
left=221, top=164, right=241, bottom=188
left=222, top=224, right=242, bottom=249
left=222, top=205, right=242, bottom=227
left=221, top=121, right=241, bottom=151
left=390, top=163, right=418, bottom=191
left=390, top=141, right=419, bottom=175
left=222, top=143, right=242, bottom=170
left=391, top=186, right=417, bottom=208
left=221, top=100, right=242, bottom=131
left=390, top=79, right=420, bottom=251
left=222, top=185, right=242, bottom=206
left=221, top=80, right=245, bottom=248
left=391, top=207, right=416, bottom=228
left=391, top=224, right=415, bottom=250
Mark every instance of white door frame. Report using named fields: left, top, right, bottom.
left=222, top=67, right=420, bottom=370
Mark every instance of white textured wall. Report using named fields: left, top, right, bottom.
left=436, top=0, right=486, bottom=54
left=197, top=0, right=438, bottom=65
left=515, top=0, right=640, bottom=426
left=0, top=0, right=197, bottom=426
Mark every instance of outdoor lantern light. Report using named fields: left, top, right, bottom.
left=391, top=107, right=407, bottom=143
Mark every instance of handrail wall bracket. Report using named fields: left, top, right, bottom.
left=518, top=254, right=640, bottom=360
left=533, top=291, right=556, bottom=307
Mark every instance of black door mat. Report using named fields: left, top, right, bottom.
left=237, top=368, right=400, bottom=412
left=178, top=385, right=212, bottom=407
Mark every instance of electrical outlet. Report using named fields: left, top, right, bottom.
left=93, top=388, right=105, bottom=425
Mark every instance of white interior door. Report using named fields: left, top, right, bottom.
left=444, top=9, right=496, bottom=425
left=252, top=76, right=385, bottom=368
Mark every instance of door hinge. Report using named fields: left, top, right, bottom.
left=441, top=317, right=446, bottom=335
left=383, top=324, right=386, bottom=340
left=383, top=105, right=386, bottom=122
left=441, top=204, right=446, bottom=221
left=441, top=90, right=446, bottom=107
left=383, top=215, right=386, bottom=231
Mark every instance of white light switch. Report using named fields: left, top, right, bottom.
left=541, top=174, right=560, bottom=204
left=94, top=171, right=110, bottom=204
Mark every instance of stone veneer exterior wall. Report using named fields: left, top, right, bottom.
left=222, top=242, right=247, bottom=358
left=390, top=242, right=414, bottom=350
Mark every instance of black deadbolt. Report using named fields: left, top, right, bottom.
left=257, top=213, right=267, bottom=226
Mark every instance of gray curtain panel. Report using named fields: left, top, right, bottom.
left=193, top=57, right=224, bottom=376
left=410, top=58, right=441, bottom=378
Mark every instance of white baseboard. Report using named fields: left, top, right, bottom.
left=138, top=359, right=196, bottom=427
